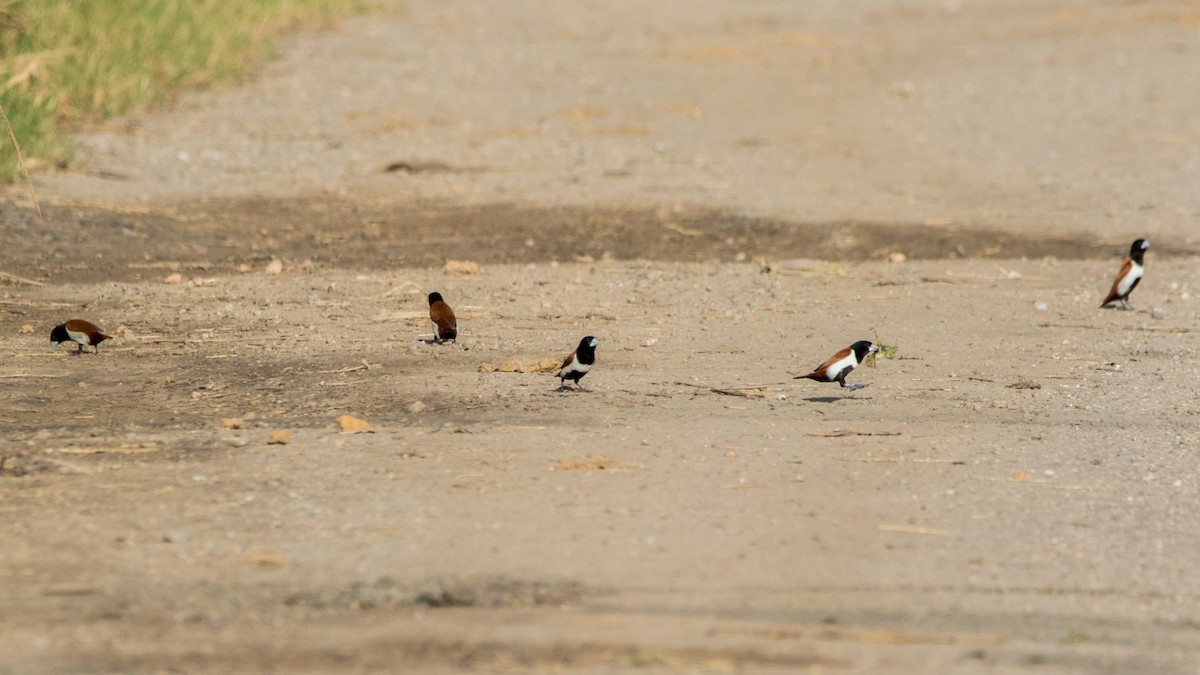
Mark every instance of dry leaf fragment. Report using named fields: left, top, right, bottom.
left=662, top=221, right=701, bottom=237
left=164, top=272, right=184, bottom=284
left=555, top=457, right=614, bottom=470
left=221, top=418, right=243, bottom=430
left=443, top=259, right=480, bottom=275
left=520, top=358, right=561, bottom=374
left=246, top=554, right=286, bottom=567
left=336, top=414, right=373, bottom=434
left=19, top=324, right=34, bottom=334
left=268, top=430, right=292, bottom=445
left=265, top=259, right=284, bottom=275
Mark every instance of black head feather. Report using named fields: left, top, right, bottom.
left=428, top=292, right=444, bottom=305
left=1130, top=239, right=1149, bottom=265
left=849, top=340, right=878, bottom=362
left=576, top=336, right=599, bottom=365
left=49, top=323, right=70, bottom=347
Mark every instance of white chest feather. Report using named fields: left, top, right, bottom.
left=1117, top=263, right=1143, bottom=297
left=825, top=353, right=858, bottom=380
left=65, top=328, right=90, bottom=345
left=562, top=360, right=590, bottom=376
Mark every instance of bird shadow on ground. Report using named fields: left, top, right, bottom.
left=802, top=395, right=867, bottom=403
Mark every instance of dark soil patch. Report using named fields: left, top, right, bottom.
left=3, top=199, right=1191, bottom=285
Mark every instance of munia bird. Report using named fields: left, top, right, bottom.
left=556, top=336, right=599, bottom=391
left=50, top=319, right=112, bottom=354
left=427, top=292, right=458, bottom=342
left=1100, top=238, right=1149, bottom=310
left=794, top=340, right=878, bottom=391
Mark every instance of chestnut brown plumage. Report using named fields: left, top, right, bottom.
left=427, top=292, right=458, bottom=342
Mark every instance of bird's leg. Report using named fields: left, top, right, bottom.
left=1121, top=298, right=1133, bottom=311
left=838, top=375, right=865, bottom=391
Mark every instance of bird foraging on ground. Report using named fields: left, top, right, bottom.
left=1100, top=238, right=1149, bottom=310
left=50, top=319, right=112, bottom=354
left=556, top=336, right=599, bottom=391
left=795, top=340, right=878, bottom=391
left=427, top=292, right=457, bottom=342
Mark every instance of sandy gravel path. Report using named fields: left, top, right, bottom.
left=3, top=1, right=1200, bottom=673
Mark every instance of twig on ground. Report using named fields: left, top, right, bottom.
left=836, top=456, right=963, bottom=464
left=808, top=430, right=902, bottom=438
left=0, top=271, right=45, bottom=286
left=673, top=381, right=768, bottom=398
left=877, top=524, right=953, bottom=535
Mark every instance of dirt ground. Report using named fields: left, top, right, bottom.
left=3, top=1, right=1200, bottom=673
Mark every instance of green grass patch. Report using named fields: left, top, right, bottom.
left=0, top=0, right=361, bottom=182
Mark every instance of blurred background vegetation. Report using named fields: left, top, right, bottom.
left=0, top=0, right=359, bottom=182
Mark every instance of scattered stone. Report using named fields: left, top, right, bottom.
left=265, top=259, right=284, bottom=275
left=407, top=400, right=427, bottom=414
left=1151, top=307, right=1165, bottom=320
left=268, top=430, right=292, bottom=445
left=222, top=418, right=243, bottom=430
left=164, top=272, right=184, bottom=284
left=163, top=530, right=188, bottom=544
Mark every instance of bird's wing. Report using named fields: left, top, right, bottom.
left=557, top=351, right=577, bottom=375
left=1103, top=257, right=1133, bottom=304
left=815, top=346, right=853, bottom=374
left=430, top=303, right=457, bottom=332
